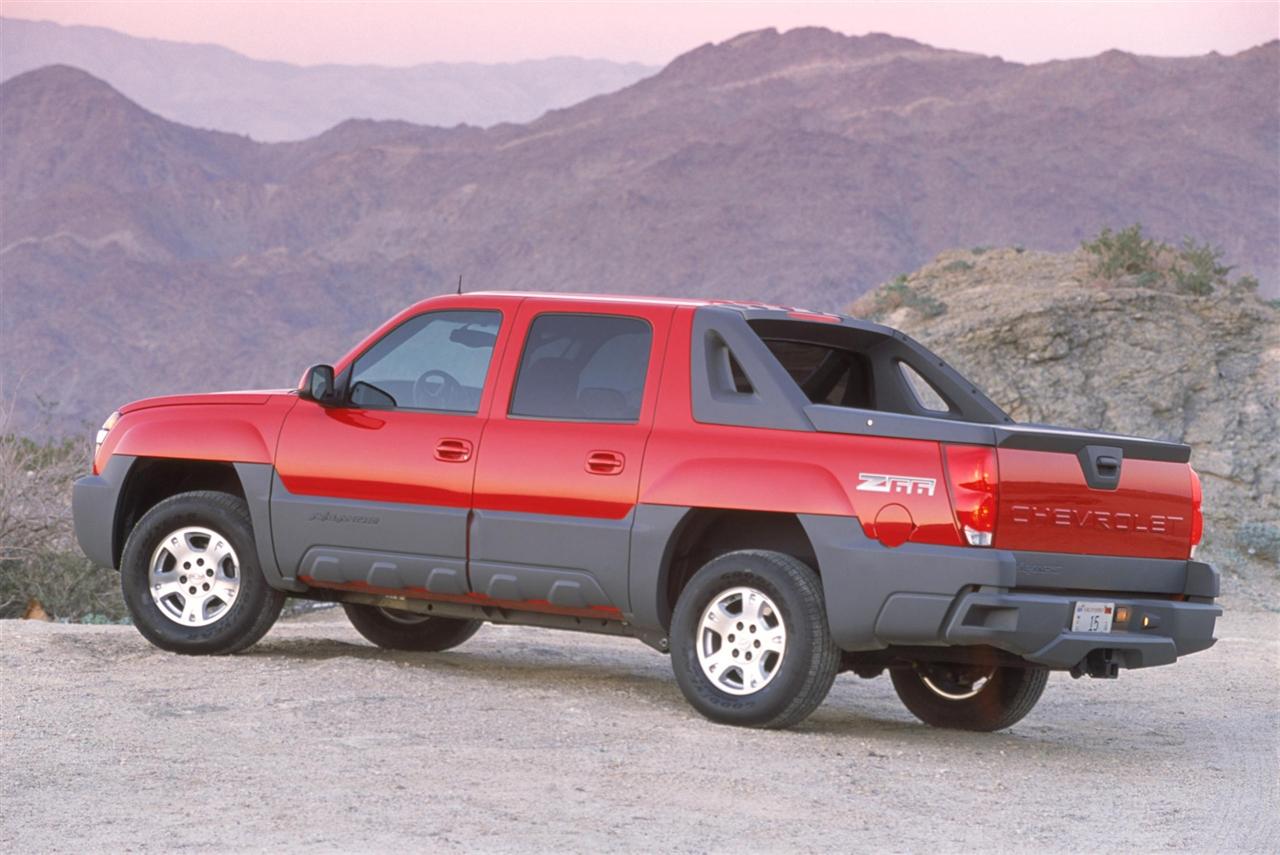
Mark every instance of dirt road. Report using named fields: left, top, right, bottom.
left=2, top=609, right=1277, bottom=853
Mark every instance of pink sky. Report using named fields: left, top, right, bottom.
left=4, top=1, right=1277, bottom=66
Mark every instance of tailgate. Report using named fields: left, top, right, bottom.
left=992, top=426, right=1195, bottom=560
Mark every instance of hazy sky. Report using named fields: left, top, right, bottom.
left=4, top=1, right=1277, bottom=66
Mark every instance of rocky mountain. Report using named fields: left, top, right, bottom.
left=1, top=28, right=1276, bottom=436
left=0, top=17, right=657, bottom=140
left=853, top=248, right=1279, bottom=602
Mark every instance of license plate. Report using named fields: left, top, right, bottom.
left=1072, top=601, right=1115, bottom=633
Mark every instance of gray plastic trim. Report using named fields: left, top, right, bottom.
left=798, top=514, right=1015, bottom=651
left=232, top=463, right=302, bottom=592
left=689, top=306, right=814, bottom=430
left=269, top=474, right=468, bottom=588
left=1012, top=549, right=1215, bottom=596
left=71, top=454, right=137, bottom=569
left=805, top=404, right=995, bottom=445
left=798, top=513, right=1218, bottom=655
left=626, top=503, right=693, bottom=631
left=942, top=589, right=1220, bottom=669
left=469, top=508, right=635, bottom=610
left=298, top=545, right=467, bottom=594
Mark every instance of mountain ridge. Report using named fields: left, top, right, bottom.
left=1, top=28, right=1276, bottom=437
left=0, top=17, right=659, bottom=140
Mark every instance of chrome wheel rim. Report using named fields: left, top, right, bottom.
left=148, top=526, right=241, bottom=627
left=919, top=666, right=994, bottom=700
left=696, top=586, right=787, bottom=696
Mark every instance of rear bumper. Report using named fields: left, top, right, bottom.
left=799, top=514, right=1220, bottom=671
left=898, top=588, right=1219, bottom=670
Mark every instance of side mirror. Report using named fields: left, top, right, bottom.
left=298, top=364, right=338, bottom=405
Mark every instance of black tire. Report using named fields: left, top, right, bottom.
left=890, top=662, right=1049, bottom=731
left=343, top=603, right=481, bottom=652
left=669, top=550, right=840, bottom=729
left=120, top=490, right=286, bottom=655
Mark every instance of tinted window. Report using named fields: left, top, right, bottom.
left=510, top=314, right=652, bottom=421
left=763, top=339, right=873, bottom=408
left=899, top=361, right=950, bottom=412
left=349, top=310, right=500, bottom=413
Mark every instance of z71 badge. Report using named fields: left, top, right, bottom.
left=856, top=473, right=937, bottom=497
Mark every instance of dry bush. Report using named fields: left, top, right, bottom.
left=0, top=399, right=127, bottom=621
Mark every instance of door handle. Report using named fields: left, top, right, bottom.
left=585, top=450, right=625, bottom=476
left=435, top=438, right=473, bottom=463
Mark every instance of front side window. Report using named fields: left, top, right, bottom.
left=510, top=314, right=652, bottom=422
left=348, top=310, right=500, bottom=413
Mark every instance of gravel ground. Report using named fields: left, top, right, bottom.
left=1, top=609, right=1277, bottom=854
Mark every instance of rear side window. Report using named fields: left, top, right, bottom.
left=510, top=314, right=652, bottom=422
left=762, top=339, right=873, bottom=408
left=899, top=361, right=950, bottom=412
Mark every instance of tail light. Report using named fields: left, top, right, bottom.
left=944, top=445, right=999, bottom=546
left=1189, top=467, right=1204, bottom=557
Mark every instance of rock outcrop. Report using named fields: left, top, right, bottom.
left=853, top=248, right=1279, bottom=605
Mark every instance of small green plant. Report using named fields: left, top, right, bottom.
left=943, top=259, right=974, bottom=273
left=870, top=278, right=947, bottom=319
left=1172, top=238, right=1232, bottom=296
left=1082, top=224, right=1158, bottom=279
left=970, top=246, right=989, bottom=256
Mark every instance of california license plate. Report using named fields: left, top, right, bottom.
left=1072, top=601, right=1115, bottom=633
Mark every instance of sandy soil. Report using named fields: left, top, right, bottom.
left=1, top=609, right=1277, bottom=853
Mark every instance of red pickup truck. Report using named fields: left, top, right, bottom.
left=74, top=292, right=1219, bottom=731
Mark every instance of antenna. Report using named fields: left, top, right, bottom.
left=456, top=274, right=463, bottom=295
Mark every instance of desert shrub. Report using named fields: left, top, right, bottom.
left=1083, top=225, right=1252, bottom=297
left=1235, top=522, right=1280, bottom=564
left=1172, top=238, right=1232, bottom=296
left=1083, top=224, right=1159, bottom=278
left=970, top=246, right=989, bottom=256
left=943, top=259, right=974, bottom=273
left=0, top=549, right=127, bottom=621
left=868, top=276, right=947, bottom=319
left=1235, top=275, right=1260, bottom=293
left=0, top=404, right=130, bottom=620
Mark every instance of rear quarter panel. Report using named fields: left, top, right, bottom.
left=640, top=307, right=961, bottom=546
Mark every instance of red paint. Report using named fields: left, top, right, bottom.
left=98, top=394, right=297, bottom=473
left=469, top=299, right=675, bottom=521
left=98, top=290, right=1204, bottom=626
left=872, top=504, right=915, bottom=547
left=994, top=449, right=1193, bottom=559
left=640, top=308, right=963, bottom=546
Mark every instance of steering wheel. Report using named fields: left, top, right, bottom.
left=413, top=369, right=462, bottom=408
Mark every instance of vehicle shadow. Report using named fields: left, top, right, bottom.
left=245, top=633, right=1079, bottom=748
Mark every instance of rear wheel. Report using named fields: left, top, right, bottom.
left=669, top=550, right=840, bottom=729
left=890, top=662, right=1048, bottom=731
left=120, top=491, right=285, bottom=655
left=342, top=603, right=481, bottom=652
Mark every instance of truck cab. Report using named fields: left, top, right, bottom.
left=73, top=292, right=1220, bottom=731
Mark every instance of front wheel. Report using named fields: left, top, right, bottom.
left=120, top=491, right=286, bottom=655
left=342, top=603, right=481, bottom=652
left=890, top=662, right=1049, bottom=731
left=669, top=550, right=840, bottom=729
